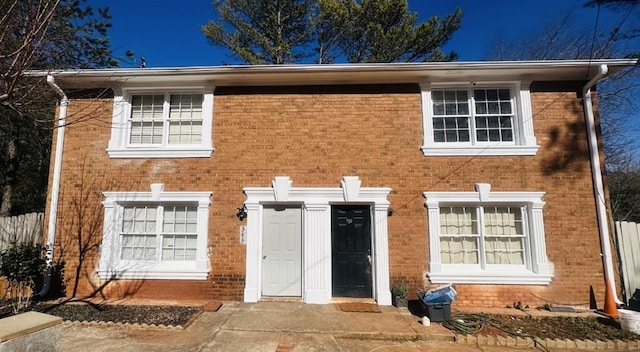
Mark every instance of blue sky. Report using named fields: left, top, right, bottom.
left=88, top=0, right=620, bottom=68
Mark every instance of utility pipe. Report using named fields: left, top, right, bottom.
left=36, top=75, right=68, bottom=298
left=582, top=64, right=624, bottom=306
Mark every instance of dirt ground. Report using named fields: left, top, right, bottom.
left=444, top=311, right=640, bottom=341
left=2, top=300, right=639, bottom=341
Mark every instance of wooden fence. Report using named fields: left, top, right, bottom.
left=615, top=221, right=640, bottom=304
left=0, top=213, right=44, bottom=252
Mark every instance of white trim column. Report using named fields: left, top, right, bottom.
left=243, top=203, right=261, bottom=302
left=529, top=201, right=552, bottom=277
left=303, top=202, right=331, bottom=304
left=373, top=203, right=392, bottom=305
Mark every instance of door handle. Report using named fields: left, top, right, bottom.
left=263, top=255, right=267, bottom=260
left=367, top=254, right=371, bottom=264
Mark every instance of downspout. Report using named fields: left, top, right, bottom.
left=581, top=64, right=624, bottom=306
left=36, top=75, right=68, bottom=298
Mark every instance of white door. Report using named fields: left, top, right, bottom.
left=262, top=206, right=302, bottom=296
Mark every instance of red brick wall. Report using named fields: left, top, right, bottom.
left=43, top=84, right=607, bottom=307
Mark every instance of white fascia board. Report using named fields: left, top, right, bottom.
left=28, top=59, right=638, bottom=88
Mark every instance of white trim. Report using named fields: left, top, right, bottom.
left=106, top=87, right=214, bottom=158
left=97, top=185, right=212, bottom=280
left=423, top=184, right=553, bottom=285
left=243, top=176, right=392, bottom=305
left=420, top=82, right=539, bottom=156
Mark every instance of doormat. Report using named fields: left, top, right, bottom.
left=339, top=302, right=381, bottom=313
left=203, top=300, right=223, bottom=312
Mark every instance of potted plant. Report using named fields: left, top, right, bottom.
left=391, top=283, right=408, bottom=308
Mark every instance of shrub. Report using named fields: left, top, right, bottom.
left=391, top=283, right=408, bottom=299
left=0, top=243, right=46, bottom=314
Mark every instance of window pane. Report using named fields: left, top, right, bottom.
left=440, top=236, right=479, bottom=264
left=475, top=115, right=514, bottom=143
left=440, top=207, right=478, bottom=234
left=162, top=234, right=197, bottom=261
left=432, top=90, right=471, bottom=143
left=445, top=103, right=458, bottom=115
left=483, top=207, right=525, bottom=265
left=475, top=102, right=487, bottom=114
left=485, top=237, right=524, bottom=264
left=477, top=130, right=488, bottom=141
left=502, top=129, right=513, bottom=142
left=500, top=102, right=512, bottom=114
left=433, top=117, right=444, bottom=129
left=168, top=94, right=203, bottom=145
left=445, top=130, right=459, bottom=142
left=433, top=102, right=445, bottom=115
left=121, top=234, right=156, bottom=260
left=444, top=91, right=456, bottom=101
left=129, top=95, right=164, bottom=145
left=459, top=130, right=470, bottom=142
left=163, top=205, right=197, bottom=233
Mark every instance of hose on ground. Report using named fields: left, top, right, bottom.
left=443, top=311, right=550, bottom=352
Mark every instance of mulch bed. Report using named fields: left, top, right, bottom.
left=32, top=302, right=202, bottom=327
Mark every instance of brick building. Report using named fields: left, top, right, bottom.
left=39, top=59, right=636, bottom=307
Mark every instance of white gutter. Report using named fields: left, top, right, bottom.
left=38, top=75, right=68, bottom=297
left=582, top=64, right=623, bottom=305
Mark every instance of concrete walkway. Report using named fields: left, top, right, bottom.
left=57, top=301, right=589, bottom=351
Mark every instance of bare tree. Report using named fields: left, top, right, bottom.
left=486, top=6, right=640, bottom=220
left=0, top=0, right=123, bottom=216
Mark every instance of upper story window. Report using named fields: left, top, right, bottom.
left=424, top=183, right=553, bottom=285
left=421, top=82, right=539, bottom=156
left=107, top=88, right=214, bottom=158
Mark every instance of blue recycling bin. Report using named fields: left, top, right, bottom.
left=419, top=284, right=457, bottom=304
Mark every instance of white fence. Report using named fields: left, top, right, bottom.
left=0, top=213, right=44, bottom=252
left=615, top=221, right=640, bottom=304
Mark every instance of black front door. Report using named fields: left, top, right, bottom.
left=331, top=205, right=372, bottom=298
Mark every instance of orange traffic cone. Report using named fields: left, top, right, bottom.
left=598, top=278, right=619, bottom=318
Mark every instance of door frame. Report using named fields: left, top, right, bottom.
left=243, top=176, right=392, bottom=305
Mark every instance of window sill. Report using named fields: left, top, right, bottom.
left=428, top=269, right=552, bottom=285
left=97, top=261, right=209, bottom=280
left=106, top=147, right=214, bottom=158
left=421, top=145, right=539, bottom=156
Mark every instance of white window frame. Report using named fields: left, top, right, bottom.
left=424, top=183, right=553, bottom=285
left=107, top=87, right=214, bottom=158
left=97, top=184, right=212, bottom=280
left=420, top=81, right=539, bottom=156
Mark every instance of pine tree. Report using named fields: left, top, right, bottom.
left=203, top=0, right=462, bottom=64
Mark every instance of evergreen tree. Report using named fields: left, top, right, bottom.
left=203, top=0, right=462, bottom=64
left=203, top=0, right=315, bottom=64
left=318, top=0, right=461, bottom=63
